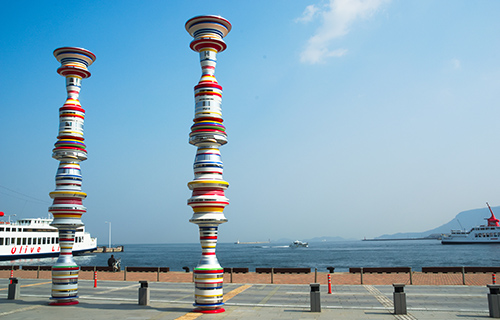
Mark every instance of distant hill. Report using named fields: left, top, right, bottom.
left=376, top=206, right=498, bottom=239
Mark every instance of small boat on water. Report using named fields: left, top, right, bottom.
left=289, top=240, right=308, bottom=248
left=441, top=203, right=500, bottom=244
left=0, top=217, right=97, bottom=261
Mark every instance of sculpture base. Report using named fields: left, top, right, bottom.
left=49, top=301, right=79, bottom=306
left=193, top=307, right=225, bottom=313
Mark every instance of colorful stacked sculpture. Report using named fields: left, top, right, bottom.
left=185, top=15, right=231, bottom=313
left=49, top=47, right=96, bottom=305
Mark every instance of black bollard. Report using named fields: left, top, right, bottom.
left=139, top=281, right=149, bottom=305
left=393, top=283, right=407, bottom=315
left=182, top=266, right=190, bottom=273
left=326, top=266, right=335, bottom=273
left=8, top=278, right=20, bottom=300
left=487, top=284, right=500, bottom=318
left=310, top=283, right=321, bottom=312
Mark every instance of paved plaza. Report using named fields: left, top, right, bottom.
left=0, top=278, right=494, bottom=319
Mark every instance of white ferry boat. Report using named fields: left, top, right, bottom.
left=0, top=218, right=97, bottom=261
left=441, top=203, right=500, bottom=244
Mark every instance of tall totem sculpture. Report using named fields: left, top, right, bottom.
left=49, top=47, right=96, bottom=305
left=185, top=15, right=231, bottom=313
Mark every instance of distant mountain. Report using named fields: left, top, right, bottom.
left=376, top=206, right=497, bottom=239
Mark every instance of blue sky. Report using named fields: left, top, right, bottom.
left=1, top=0, right=500, bottom=244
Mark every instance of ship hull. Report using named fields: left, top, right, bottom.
left=0, top=218, right=97, bottom=261
left=0, top=247, right=96, bottom=261
left=442, top=240, right=500, bottom=244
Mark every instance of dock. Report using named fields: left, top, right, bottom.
left=93, top=245, right=124, bottom=253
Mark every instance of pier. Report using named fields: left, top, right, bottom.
left=93, top=245, right=124, bottom=253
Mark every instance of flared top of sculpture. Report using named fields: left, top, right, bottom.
left=185, top=15, right=231, bottom=53
left=53, top=47, right=96, bottom=79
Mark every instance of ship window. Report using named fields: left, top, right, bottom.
left=22, top=238, right=26, bottom=245
left=0, top=238, right=3, bottom=245
left=0, top=227, right=3, bottom=231
left=6, top=228, right=10, bottom=231
left=38, top=238, right=41, bottom=245
left=43, top=238, right=46, bottom=245
left=6, top=238, right=10, bottom=245
left=56, top=238, right=59, bottom=244
left=33, top=238, right=36, bottom=244
left=17, top=238, right=21, bottom=245
left=28, top=238, right=31, bottom=245
left=52, top=237, right=56, bottom=244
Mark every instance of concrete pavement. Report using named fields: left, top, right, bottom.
left=0, top=279, right=493, bottom=319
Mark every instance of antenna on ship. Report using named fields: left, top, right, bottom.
left=457, top=219, right=464, bottom=231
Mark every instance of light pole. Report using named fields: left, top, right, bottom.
left=7, top=214, right=16, bottom=224
left=105, top=221, right=111, bottom=248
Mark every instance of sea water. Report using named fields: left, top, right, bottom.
left=3, top=240, right=500, bottom=272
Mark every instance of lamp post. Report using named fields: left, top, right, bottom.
left=105, top=221, right=111, bottom=248
left=7, top=214, right=16, bottom=224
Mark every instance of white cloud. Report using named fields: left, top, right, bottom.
left=295, top=4, right=320, bottom=23
left=299, top=0, right=389, bottom=64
